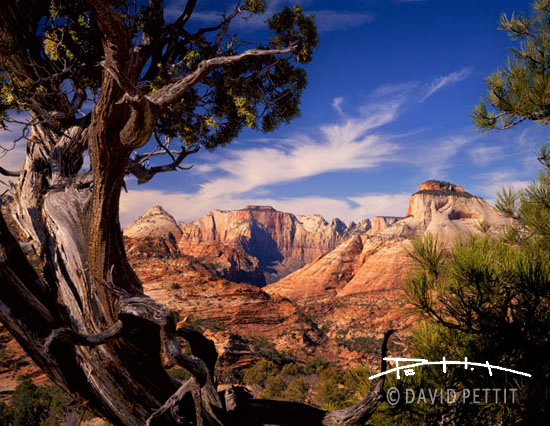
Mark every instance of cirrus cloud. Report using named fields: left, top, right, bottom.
left=420, top=67, right=472, bottom=102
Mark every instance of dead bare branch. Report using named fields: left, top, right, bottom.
left=127, top=144, right=200, bottom=184
left=172, top=0, right=197, bottom=29
left=44, top=320, right=125, bottom=351
left=0, top=166, right=20, bottom=177
left=176, top=327, right=218, bottom=378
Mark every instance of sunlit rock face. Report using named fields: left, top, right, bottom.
left=124, top=203, right=407, bottom=286
left=124, top=206, right=183, bottom=256
left=124, top=206, right=266, bottom=286
left=125, top=205, right=183, bottom=240
left=399, top=180, right=511, bottom=239
left=270, top=180, right=512, bottom=297
left=266, top=181, right=513, bottom=342
left=368, top=216, right=400, bottom=234
left=176, top=205, right=357, bottom=283
left=0, top=181, right=517, bottom=387
left=120, top=181, right=514, bottom=368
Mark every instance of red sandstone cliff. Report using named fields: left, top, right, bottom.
left=0, top=181, right=514, bottom=395
left=177, top=205, right=352, bottom=283
left=124, top=204, right=385, bottom=285
left=368, top=216, right=400, bottom=234
left=264, top=181, right=514, bottom=348
left=268, top=180, right=512, bottom=300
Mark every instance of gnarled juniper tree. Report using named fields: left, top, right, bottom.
left=0, top=1, right=392, bottom=425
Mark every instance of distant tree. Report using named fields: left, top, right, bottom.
left=263, top=374, right=287, bottom=399
left=10, top=377, right=50, bottom=426
left=314, top=367, right=350, bottom=410
left=0, top=1, right=394, bottom=424
left=243, top=359, right=278, bottom=387
left=284, top=377, right=310, bottom=403
left=0, top=377, right=81, bottom=426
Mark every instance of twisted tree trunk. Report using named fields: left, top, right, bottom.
left=0, top=1, right=391, bottom=424
left=0, top=85, right=394, bottom=425
left=4, top=112, right=179, bottom=424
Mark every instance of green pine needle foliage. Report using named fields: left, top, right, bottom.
left=472, top=0, right=550, bottom=130
left=395, top=167, right=550, bottom=424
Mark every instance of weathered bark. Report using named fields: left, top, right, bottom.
left=0, top=74, right=391, bottom=426
left=1, top=197, right=394, bottom=424
left=0, top=1, right=389, bottom=424
left=4, top=121, right=179, bottom=425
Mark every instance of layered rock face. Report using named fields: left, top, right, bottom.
left=268, top=180, right=511, bottom=300
left=368, top=216, right=400, bottom=234
left=178, top=205, right=354, bottom=283
left=124, top=206, right=266, bottom=285
left=125, top=206, right=182, bottom=255
left=124, top=204, right=405, bottom=285
left=120, top=203, right=415, bottom=366
left=265, top=181, right=513, bottom=349
left=267, top=235, right=414, bottom=301
left=396, top=181, right=511, bottom=239
left=129, top=253, right=337, bottom=367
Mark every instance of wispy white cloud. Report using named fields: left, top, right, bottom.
left=192, top=163, right=217, bottom=174
left=347, top=193, right=411, bottom=219
left=370, top=82, right=419, bottom=98
left=512, top=126, right=545, bottom=174
left=411, top=135, right=474, bottom=178
left=198, top=97, right=401, bottom=200
left=332, top=97, right=345, bottom=116
left=119, top=78, right=488, bottom=226
left=167, top=1, right=373, bottom=33
left=420, top=68, right=472, bottom=102
left=120, top=88, right=414, bottom=225
left=472, top=169, right=531, bottom=203
left=518, top=127, right=539, bottom=148
left=468, top=145, right=504, bottom=166
left=163, top=3, right=223, bottom=22
left=310, top=10, right=374, bottom=32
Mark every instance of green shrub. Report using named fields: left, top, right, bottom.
left=11, top=377, right=51, bottom=425
left=0, top=377, right=86, bottom=426
left=243, top=359, right=278, bottom=386
left=303, top=358, right=331, bottom=375
left=281, top=362, right=302, bottom=376
left=0, top=401, right=14, bottom=425
left=314, top=368, right=349, bottom=410
left=284, top=377, right=309, bottom=403
left=262, top=374, right=287, bottom=399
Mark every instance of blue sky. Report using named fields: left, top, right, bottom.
left=1, top=0, right=545, bottom=226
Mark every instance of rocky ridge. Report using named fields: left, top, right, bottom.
left=124, top=204, right=396, bottom=285
left=123, top=180, right=513, bottom=368
left=267, top=180, right=512, bottom=300
left=177, top=205, right=365, bottom=283
left=264, top=181, right=513, bottom=355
